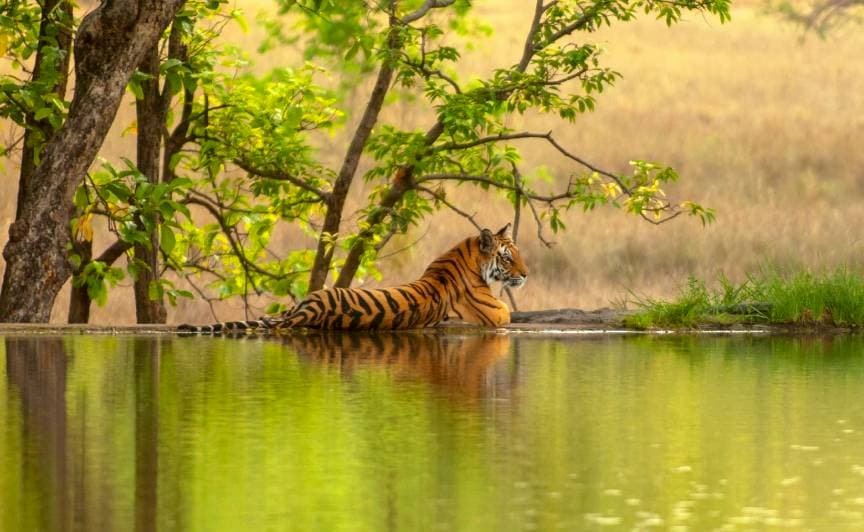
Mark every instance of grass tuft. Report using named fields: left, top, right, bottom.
left=626, top=268, right=864, bottom=329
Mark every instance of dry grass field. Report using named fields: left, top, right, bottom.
left=2, top=2, right=863, bottom=323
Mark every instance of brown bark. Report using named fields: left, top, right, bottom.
left=0, top=0, right=186, bottom=322
left=69, top=21, right=187, bottom=324
left=307, top=23, right=400, bottom=292
left=133, top=44, right=167, bottom=324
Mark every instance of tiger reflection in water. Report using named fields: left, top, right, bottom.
left=281, top=331, right=516, bottom=403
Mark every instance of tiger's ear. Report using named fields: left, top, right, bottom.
left=479, top=228, right=495, bottom=254
left=495, top=223, right=512, bottom=239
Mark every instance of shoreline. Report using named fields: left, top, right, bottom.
left=0, top=308, right=857, bottom=336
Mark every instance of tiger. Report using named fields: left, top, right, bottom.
left=281, top=331, right=513, bottom=403
left=177, top=224, right=527, bottom=334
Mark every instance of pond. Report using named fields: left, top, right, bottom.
left=2, top=332, right=864, bottom=530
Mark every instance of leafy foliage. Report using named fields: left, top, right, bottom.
left=0, top=1, right=74, bottom=160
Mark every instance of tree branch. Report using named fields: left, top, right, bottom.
left=184, top=195, right=284, bottom=286
left=401, top=0, right=456, bottom=24
left=416, top=185, right=482, bottom=230
left=94, top=239, right=132, bottom=266
left=518, top=0, right=546, bottom=72
left=432, top=131, right=553, bottom=152
left=233, top=159, right=330, bottom=201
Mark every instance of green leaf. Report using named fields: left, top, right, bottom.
left=148, top=280, right=162, bottom=301
left=33, top=107, right=53, bottom=121
left=128, top=79, right=144, bottom=100
left=160, top=226, right=176, bottom=254
left=230, top=9, right=249, bottom=32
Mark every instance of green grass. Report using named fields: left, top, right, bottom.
left=625, top=269, right=864, bottom=329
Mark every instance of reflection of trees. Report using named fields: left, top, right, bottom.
left=134, top=338, right=159, bottom=532
left=282, top=331, right=515, bottom=403
left=5, top=337, right=69, bottom=531
left=4, top=337, right=163, bottom=531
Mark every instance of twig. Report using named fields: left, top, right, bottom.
left=233, top=159, right=330, bottom=201
left=416, top=185, right=482, bottom=230
left=377, top=224, right=432, bottom=260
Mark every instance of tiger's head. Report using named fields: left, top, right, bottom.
left=478, top=224, right=528, bottom=288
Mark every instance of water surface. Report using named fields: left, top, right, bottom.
left=2, top=332, right=864, bottom=530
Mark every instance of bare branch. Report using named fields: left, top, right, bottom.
left=432, top=131, right=553, bottom=152
left=542, top=134, right=632, bottom=193
left=94, top=239, right=132, bottom=266
left=518, top=0, right=546, bottom=72
left=545, top=5, right=603, bottom=45
left=377, top=224, right=432, bottom=259
left=401, top=0, right=456, bottom=24
left=509, top=162, right=522, bottom=243
left=639, top=210, right=683, bottom=225
left=185, top=194, right=286, bottom=286
left=418, top=173, right=578, bottom=202
left=182, top=273, right=221, bottom=323
left=416, top=185, right=482, bottom=230
left=526, top=196, right=554, bottom=248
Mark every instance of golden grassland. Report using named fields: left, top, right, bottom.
left=1, top=3, right=863, bottom=323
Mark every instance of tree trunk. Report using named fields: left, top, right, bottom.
left=334, top=121, right=445, bottom=288
left=133, top=45, right=167, bottom=323
left=15, top=0, right=74, bottom=220
left=67, top=237, right=93, bottom=323
left=307, top=25, right=399, bottom=292
left=69, top=20, right=187, bottom=323
left=0, top=0, right=186, bottom=323
left=133, top=338, right=160, bottom=532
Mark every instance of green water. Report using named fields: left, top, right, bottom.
left=2, top=333, right=864, bottom=531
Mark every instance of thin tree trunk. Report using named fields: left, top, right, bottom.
left=161, top=22, right=191, bottom=184
left=307, top=23, right=400, bottom=292
left=133, top=44, right=167, bottom=323
left=0, top=0, right=186, bottom=322
left=334, top=121, right=445, bottom=288
left=15, top=0, right=74, bottom=220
